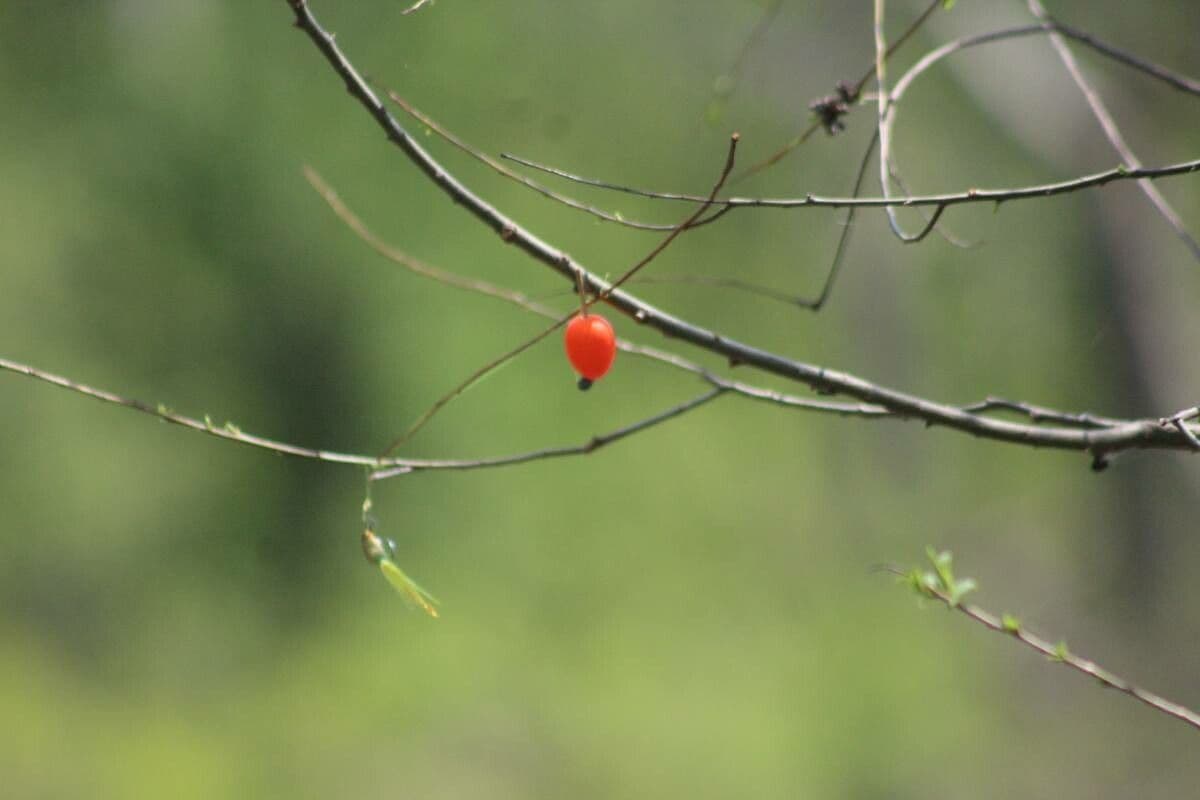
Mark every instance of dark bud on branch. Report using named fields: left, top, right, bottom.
left=809, top=80, right=858, bottom=136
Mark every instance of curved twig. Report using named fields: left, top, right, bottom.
left=1026, top=0, right=1200, bottom=261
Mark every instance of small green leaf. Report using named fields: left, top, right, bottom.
left=379, top=558, right=440, bottom=619
left=942, top=0, right=956, bottom=9
left=1002, top=614, right=1021, bottom=634
left=925, top=547, right=956, bottom=593
left=1051, top=640, right=1070, bottom=662
left=948, top=577, right=977, bottom=606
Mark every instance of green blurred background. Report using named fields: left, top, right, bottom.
left=2, top=1, right=1198, bottom=797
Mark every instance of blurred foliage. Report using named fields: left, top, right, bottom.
left=1, top=1, right=1199, bottom=797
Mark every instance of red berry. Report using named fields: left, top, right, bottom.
left=564, top=313, right=617, bottom=381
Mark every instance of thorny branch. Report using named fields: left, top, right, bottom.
left=284, top=0, right=1200, bottom=463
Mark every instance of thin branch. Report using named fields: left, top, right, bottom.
left=401, top=0, right=433, bottom=16
left=886, top=163, right=977, bottom=249
left=304, top=166, right=894, bottom=419
left=0, top=349, right=891, bottom=488
left=502, top=21, right=1200, bottom=212
left=505, top=151, right=1200, bottom=212
left=878, top=17, right=1198, bottom=253
left=735, top=0, right=945, bottom=181
left=584, top=274, right=803, bottom=306
left=384, top=89, right=727, bottom=233
left=0, top=356, right=395, bottom=468
left=892, top=564, right=1200, bottom=734
left=803, top=129, right=878, bottom=311
left=1026, top=0, right=1200, bottom=261
left=285, top=0, right=1200, bottom=459
left=361, top=129, right=729, bottom=459
left=1172, top=419, right=1200, bottom=451
left=960, top=397, right=1119, bottom=429
left=304, top=166, right=558, bottom=314
left=28, top=159, right=1187, bottom=475
left=378, top=314, right=569, bottom=458
left=370, top=388, right=727, bottom=480
left=874, top=0, right=921, bottom=242
left=598, top=134, right=740, bottom=299
left=1162, top=405, right=1200, bottom=451
left=733, top=122, right=822, bottom=183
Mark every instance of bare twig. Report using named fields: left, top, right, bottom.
left=304, top=166, right=557, bottom=313
left=504, top=150, right=1200, bottom=212
left=960, top=397, right=1118, bottom=429
left=1161, top=405, right=1200, bottom=451
left=502, top=21, right=1200, bottom=213
left=378, top=314, right=569, bottom=458
left=0, top=356, right=395, bottom=468
left=598, top=134, right=740, bottom=299
left=1026, top=0, right=1200, bottom=261
left=401, top=0, right=433, bottom=16
left=303, top=166, right=898, bottom=419
left=384, top=90, right=726, bottom=232
left=804, top=130, right=878, bottom=311
left=878, top=18, right=1198, bottom=253
left=284, top=0, right=1200, bottom=459
left=892, top=563, right=1200, bottom=733
left=735, top=0, right=946, bottom=180
left=874, top=0, right=918, bottom=242
left=1, top=348, right=892, bottom=485
left=370, top=388, right=726, bottom=480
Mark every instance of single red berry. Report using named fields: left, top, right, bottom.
left=564, top=313, right=617, bottom=382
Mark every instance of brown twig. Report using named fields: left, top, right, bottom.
left=892, top=565, right=1200, bottom=733
left=384, top=89, right=727, bottom=233
left=303, top=166, right=896, bottom=419
left=735, top=0, right=946, bottom=181
left=503, top=150, right=1200, bottom=212
left=377, top=314, right=569, bottom=459
left=401, top=0, right=433, bottom=16
left=370, top=388, right=726, bottom=480
left=597, top=134, right=740, bottom=300
left=1026, top=0, right=1200, bottom=261
left=0, top=356, right=394, bottom=468
left=502, top=21, right=1200, bottom=213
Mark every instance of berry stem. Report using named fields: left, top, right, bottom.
left=573, top=266, right=589, bottom=317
